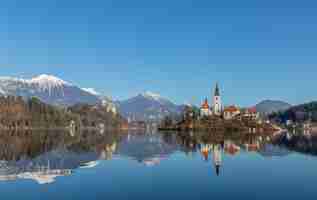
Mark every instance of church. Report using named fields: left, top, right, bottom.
left=200, top=83, right=223, bottom=117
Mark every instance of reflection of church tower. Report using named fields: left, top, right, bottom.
left=213, top=144, right=222, bottom=176
left=215, top=165, right=220, bottom=176
left=213, top=83, right=222, bottom=116
left=201, top=144, right=211, bottom=161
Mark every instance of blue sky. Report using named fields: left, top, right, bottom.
left=0, top=0, right=317, bottom=106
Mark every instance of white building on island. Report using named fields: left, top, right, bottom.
left=213, top=83, right=222, bottom=116
left=200, top=83, right=223, bottom=117
left=200, top=98, right=212, bottom=117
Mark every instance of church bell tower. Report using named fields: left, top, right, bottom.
left=213, top=83, right=222, bottom=116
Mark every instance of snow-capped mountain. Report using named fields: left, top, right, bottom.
left=0, top=74, right=100, bottom=106
left=142, top=91, right=164, bottom=101
left=117, top=92, right=183, bottom=122
left=0, top=74, right=180, bottom=118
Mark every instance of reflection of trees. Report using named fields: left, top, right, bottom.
left=0, top=131, right=69, bottom=161
left=161, top=131, right=317, bottom=157
left=0, top=130, right=123, bottom=162
left=160, top=131, right=276, bottom=154
left=0, top=130, right=125, bottom=184
left=272, top=133, right=317, bottom=155
left=160, top=132, right=285, bottom=176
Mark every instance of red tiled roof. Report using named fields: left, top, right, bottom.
left=247, top=144, right=259, bottom=151
left=202, top=150, right=209, bottom=161
left=247, top=107, right=257, bottom=113
left=224, top=105, right=239, bottom=113
left=225, top=145, right=240, bottom=155
left=201, top=98, right=209, bottom=109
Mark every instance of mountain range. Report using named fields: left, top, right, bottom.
left=0, top=74, right=101, bottom=106
left=269, top=101, right=317, bottom=123
left=116, top=92, right=184, bottom=121
left=255, top=100, right=292, bottom=115
left=0, top=74, right=294, bottom=122
left=0, top=74, right=184, bottom=121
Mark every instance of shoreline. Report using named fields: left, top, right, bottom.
left=0, top=126, right=126, bottom=132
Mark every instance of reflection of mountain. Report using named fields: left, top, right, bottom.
left=258, top=144, right=291, bottom=157
left=272, top=133, right=317, bottom=155
left=0, top=130, right=121, bottom=184
left=1, top=130, right=317, bottom=184
left=117, top=133, right=179, bottom=165
left=269, top=101, right=317, bottom=123
left=0, top=161, right=72, bottom=184
left=0, top=148, right=100, bottom=184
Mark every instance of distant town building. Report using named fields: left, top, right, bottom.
left=224, top=105, right=240, bottom=120
left=243, top=107, right=259, bottom=121
left=102, top=99, right=117, bottom=115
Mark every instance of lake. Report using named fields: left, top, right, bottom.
left=0, top=130, right=317, bottom=200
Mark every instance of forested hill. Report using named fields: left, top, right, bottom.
left=0, top=96, right=79, bottom=129
left=68, top=103, right=126, bottom=128
left=0, top=96, right=125, bottom=130
left=269, top=101, right=317, bottom=123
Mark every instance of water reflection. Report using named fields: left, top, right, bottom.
left=0, top=130, right=316, bottom=184
left=160, top=131, right=317, bottom=176
left=273, top=132, right=317, bottom=155
left=117, top=132, right=179, bottom=166
left=0, top=130, right=121, bottom=184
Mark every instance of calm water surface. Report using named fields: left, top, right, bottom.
left=0, top=130, right=317, bottom=200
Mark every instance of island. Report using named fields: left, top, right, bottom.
left=158, top=84, right=281, bottom=134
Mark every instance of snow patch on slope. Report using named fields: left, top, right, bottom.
left=25, top=74, right=71, bottom=96
left=82, top=88, right=100, bottom=96
left=29, top=74, right=70, bottom=88
left=0, top=77, right=28, bottom=83
left=0, top=74, right=101, bottom=105
left=142, top=91, right=162, bottom=101
left=0, top=87, right=6, bottom=95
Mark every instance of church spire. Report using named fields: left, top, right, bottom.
left=212, top=83, right=222, bottom=115
left=214, top=82, right=220, bottom=96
